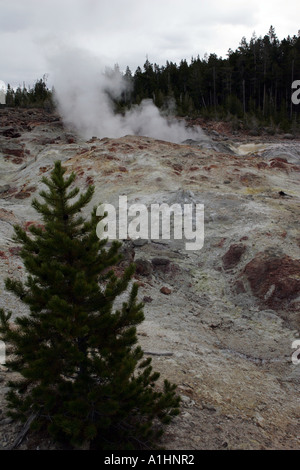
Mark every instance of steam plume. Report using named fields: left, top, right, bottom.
left=50, top=48, right=205, bottom=143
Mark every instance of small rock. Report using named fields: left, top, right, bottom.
left=152, top=257, right=170, bottom=266
left=222, top=244, right=247, bottom=270
left=152, top=258, right=171, bottom=273
left=160, top=286, right=172, bottom=295
left=134, top=259, right=153, bottom=277
left=0, top=185, right=10, bottom=193
left=234, top=280, right=246, bottom=294
left=248, top=129, right=260, bottom=136
left=132, top=239, right=148, bottom=247
left=202, top=403, right=217, bottom=412
left=242, top=251, right=300, bottom=312
left=0, top=417, right=13, bottom=425
left=211, top=130, right=220, bottom=137
left=180, top=395, right=195, bottom=407
left=283, top=133, right=294, bottom=140
left=182, top=411, right=192, bottom=418
left=253, top=412, right=265, bottom=428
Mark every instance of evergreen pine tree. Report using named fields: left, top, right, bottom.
left=0, top=161, right=180, bottom=450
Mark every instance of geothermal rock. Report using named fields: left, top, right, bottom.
left=0, top=108, right=299, bottom=450
left=242, top=251, right=300, bottom=320
left=222, top=243, right=247, bottom=270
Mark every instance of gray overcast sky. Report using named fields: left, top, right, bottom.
left=0, top=0, right=299, bottom=88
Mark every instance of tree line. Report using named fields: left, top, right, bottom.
left=5, top=26, right=300, bottom=131
left=120, top=26, right=300, bottom=132
left=5, top=75, right=53, bottom=110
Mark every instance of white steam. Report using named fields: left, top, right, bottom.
left=50, top=49, right=205, bottom=143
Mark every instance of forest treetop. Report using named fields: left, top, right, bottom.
left=4, top=27, right=300, bottom=131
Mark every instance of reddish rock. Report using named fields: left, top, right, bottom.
left=87, top=136, right=99, bottom=143
left=256, top=162, right=268, bottom=170
left=234, top=280, right=246, bottom=294
left=24, top=221, right=45, bottom=232
left=77, top=149, right=89, bottom=156
left=3, top=144, right=24, bottom=158
left=240, top=172, right=262, bottom=186
left=12, top=157, right=24, bottom=165
left=269, top=158, right=289, bottom=170
left=134, top=259, right=153, bottom=277
left=173, top=164, right=183, bottom=173
left=8, top=246, right=21, bottom=256
left=204, top=165, right=218, bottom=171
left=160, top=286, right=172, bottom=295
left=292, top=165, right=300, bottom=172
left=2, top=128, right=21, bottom=138
left=270, top=157, right=288, bottom=163
left=86, top=176, right=94, bottom=185
left=15, top=191, right=31, bottom=199
left=39, top=166, right=51, bottom=174
left=214, top=237, right=227, bottom=248
left=38, top=137, right=57, bottom=145
left=222, top=244, right=247, bottom=270
left=268, top=158, right=300, bottom=172
left=242, top=251, right=300, bottom=308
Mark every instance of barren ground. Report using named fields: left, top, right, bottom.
left=0, top=108, right=299, bottom=450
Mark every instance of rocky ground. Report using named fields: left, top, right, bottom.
left=0, top=107, right=299, bottom=450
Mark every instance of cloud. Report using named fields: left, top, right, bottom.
left=0, top=0, right=299, bottom=87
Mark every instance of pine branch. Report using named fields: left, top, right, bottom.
left=9, top=412, right=39, bottom=450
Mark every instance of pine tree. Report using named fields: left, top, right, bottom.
left=5, top=84, right=15, bottom=106
left=0, top=161, right=180, bottom=450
